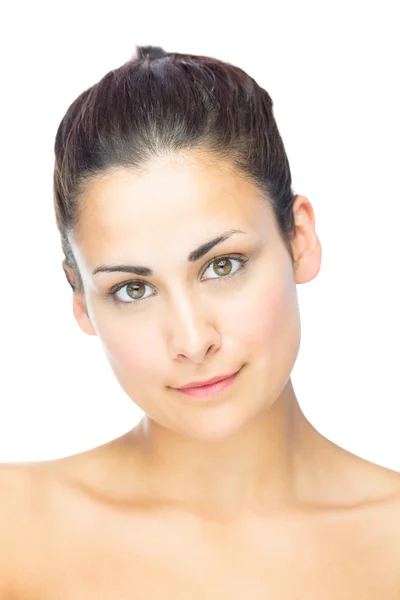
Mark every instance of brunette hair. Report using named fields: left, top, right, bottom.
left=53, top=45, right=297, bottom=296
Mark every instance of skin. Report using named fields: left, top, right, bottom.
left=2, top=149, right=400, bottom=598
left=68, top=148, right=324, bottom=515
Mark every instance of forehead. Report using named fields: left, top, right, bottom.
left=73, top=152, right=274, bottom=259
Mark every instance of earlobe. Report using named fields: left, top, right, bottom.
left=294, top=240, right=322, bottom=285
left=63, top=261, right=97, bottom=336
left=72, top=294, right=97, bottom=337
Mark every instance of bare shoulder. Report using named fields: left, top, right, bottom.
left=366, top=461, right=400, bottom=526
left=334, top=450, right=400, bottom=558
left=0, top=461, right=42, bottom=596
left=0, top=453, right=97, bottom=599
left=348, top=451, right=400, bottom=507
left=309, top=439, right=400, bottom=563
left=366, top=462, right=400, bottom=525
left=0, top=439, right=140, bottom=598
left=359, top=463, right=400, bottom=575
left=0, top=461, right=34, bottom=533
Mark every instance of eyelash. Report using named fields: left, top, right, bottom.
left=105, top=254, right=249, bottom=308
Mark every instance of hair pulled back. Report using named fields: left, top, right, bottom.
left=53, top=45, right=297, bottom=295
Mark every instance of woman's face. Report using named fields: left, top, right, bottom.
left=68, top=151, right=320, bottom=440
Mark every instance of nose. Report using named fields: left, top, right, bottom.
left=166, top=296, right=220, bottom=364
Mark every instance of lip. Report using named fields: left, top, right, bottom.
left=176, top=370, right=239, bottom=390
left=175, top=368, right=242, bottom=398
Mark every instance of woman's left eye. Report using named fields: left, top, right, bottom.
left=201, top=256, right=248, bottom=281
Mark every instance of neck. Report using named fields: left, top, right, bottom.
left=131, top=380, right=326, bottom=520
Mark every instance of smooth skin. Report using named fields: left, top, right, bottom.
left=1, top=150, right=400, bottom=598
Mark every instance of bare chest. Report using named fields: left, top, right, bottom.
left=21, top=506, right=400, bottom=600
left=52, top=548, right=399, bottom=600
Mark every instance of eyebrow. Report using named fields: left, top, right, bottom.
left=92, top=229, right=246, bottom=277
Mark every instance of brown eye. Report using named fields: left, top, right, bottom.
left=213, top=258, right=233, bottom=276
left=202, top=256, right=246, bottom=281
left=112, top=281, right=153, bottom=304
left=125, top=282, right=147, bottom=300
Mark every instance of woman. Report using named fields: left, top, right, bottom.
left=1, top=45, right=400, bottom=598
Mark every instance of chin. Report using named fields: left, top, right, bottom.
left=174, top=404, right=258, bottom=442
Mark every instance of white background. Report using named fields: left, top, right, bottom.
left=0, top=1, right=398, bottom=468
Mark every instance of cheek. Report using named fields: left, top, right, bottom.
left=233, top=274, right=300, bottom=360
left=98, top=322, right=159, bottom=382
left=232, top=273, right=301, bottom=403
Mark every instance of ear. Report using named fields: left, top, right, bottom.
left=290, top=195, right=322, bottom=285
left=71, top=293, right=97, bottom=337
left=63, top=263, right=97, bottom=337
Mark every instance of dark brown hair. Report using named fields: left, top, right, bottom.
left=53, top=45, right=297, bottom=296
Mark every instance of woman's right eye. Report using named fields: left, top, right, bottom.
left=110, top=281, right=154, bottom=306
